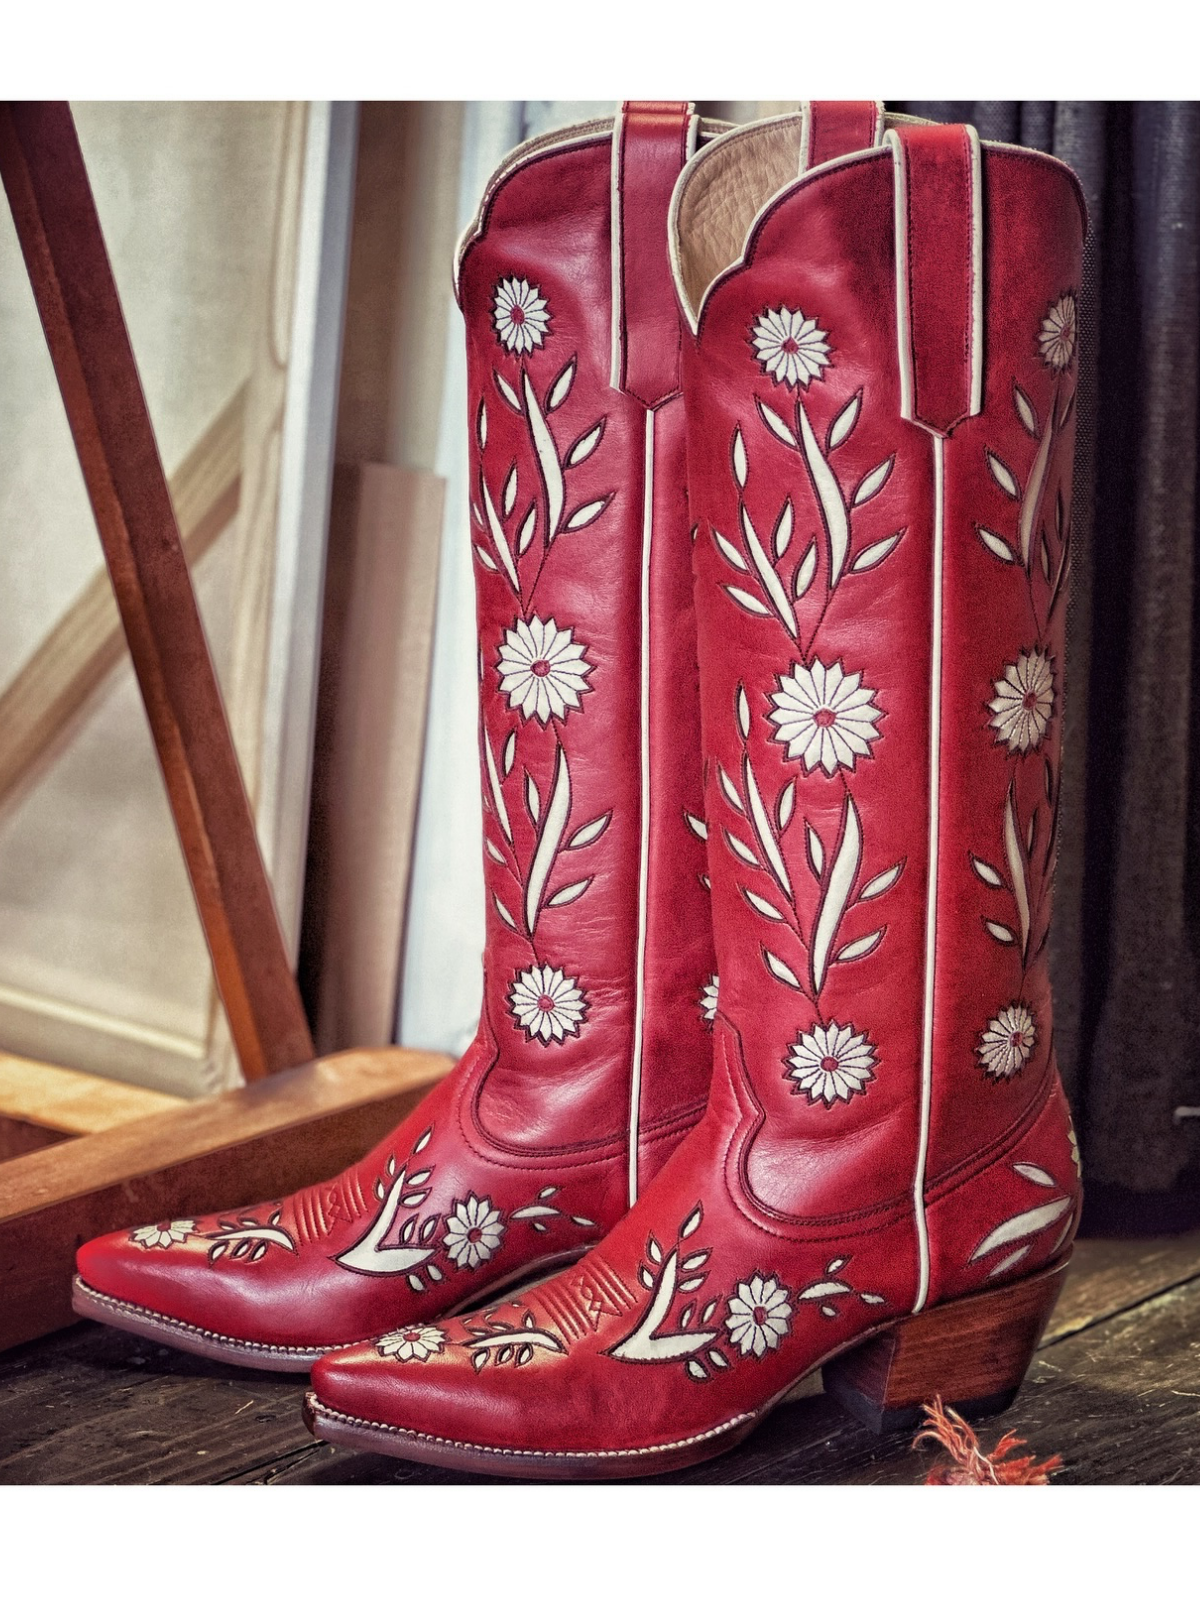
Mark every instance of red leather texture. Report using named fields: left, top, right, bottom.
left=807, top=101, right=883, bottom=168
left=307, top=122, right=1087, bottom=1472
left=74, top=108, right=714, bottom=1365
left=894, top=123, right=981, bottom=433
left=613, top=101, right=695, bottom=407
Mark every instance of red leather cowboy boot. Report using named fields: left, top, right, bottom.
left=304, top=111, right=1087, bottom=1476
left=72, top=103, right=722, bottom=1371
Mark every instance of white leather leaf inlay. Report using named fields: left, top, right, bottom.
left=987, top=449, right=1021, bottom=500
left=547, top=357, right=576, bottom=411
left=827, top=390, right=861, bottom=451
left=714, top=529, right=749, bottom=571
left=971, top=855, right=1003, bottom=887
left=743, top=888, right=784, bottom=921
left=977, top=525, right=1017, bottom=563
left=764, top=948, right=803, bottom=988
left=970, top=1197, right=1072, bottom=1261
left=852, top=455, right=895, bottom=508
left=725, top=585, right=771, bottom=616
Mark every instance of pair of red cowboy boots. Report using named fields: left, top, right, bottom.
left=74, top=101, right=1086, bottom=1480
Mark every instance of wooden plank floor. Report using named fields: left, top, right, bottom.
left=1, top=1231, right=1198, bottom=1485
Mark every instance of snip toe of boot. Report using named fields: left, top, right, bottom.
left=73, top=1222, right=334, bottom=1363
left=309, top=1337, right=516, bottom=1454
left=76, top=1227, right=211, bottom=1322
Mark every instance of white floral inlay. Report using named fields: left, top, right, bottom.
left=1038, top=293, right=1077, bottom=372
left=989, top=649, right=1054, bottom=753
left=978, top=1003, right=1037, bottom=1079
left=509, top=964, right=588, bottom=1045
left=726, top=1274, right=793, bottom=1357
left=444, top=1195, right=506, bottom=1270
left=376, top=1326, right=446, bottom=1363
left=786, top=1022, right=877, bottom=1105
left=131, top=1219, right=196, bottom=1250
left=769, top=659, right=883, bottom=774
left=497, top=616, right=593, bottom=724
left=1068, top=1124, right=1083, bottom=1178
left=700, top=975, right=720, bottom=1026
left=751, top=307, right=831, bottom=388
left=493, top=277, right=550, bottom=356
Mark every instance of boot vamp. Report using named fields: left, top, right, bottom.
left=308, top=1103, right=913, bottom=1454
left=75, top=1061, right=626, bottom=1350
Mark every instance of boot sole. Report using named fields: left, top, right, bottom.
left=301, top=1252, right=1070, bottom=1479
left=71, top=1247, right=591, bottom=1375
left=71, top=1278, right=352, bottom=1372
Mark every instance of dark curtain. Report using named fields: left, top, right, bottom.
left=892, top=103, right=1200, bottom=1205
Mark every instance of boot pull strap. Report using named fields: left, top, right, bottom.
left=610, top=100, right=698, bottom=408
left=800, top=101, right=884, bottom=170
left=885, top=122, right=985, bottom=436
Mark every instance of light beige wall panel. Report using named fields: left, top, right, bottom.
left=223, top=101, right=305, bottom=813
left=0, top=541, right=235, bottom=1094
left=73, top=103, right=286, bottom=463
left=0, top=198, right=93, bottom=688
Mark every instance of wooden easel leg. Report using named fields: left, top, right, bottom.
left=0, top=101, right=314, bottom=1081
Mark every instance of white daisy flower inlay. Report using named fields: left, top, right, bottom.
left=769, top=659, right=883, bottom=774
left=444, top=1195, right=506, bottom=1270
left=131, top=1219, right=196, bottom=1250
left=978, top=1003, right=1037, bottom=1079
left=989, top=649, right=1054, bottom=753
left=1038, top=293, right=1077, bottom=371
left=376, top=1326, right=447, bottom=1363
left=509, top=964, right=588, bottom=1045
left=751, top=307, right=832, bottom=388
left=726, top=1274, right=793, bottom=1357
left=786, top=1022, right=877, bottom=1106
left=493, top=276, right=550, bottom=356
left=700, top=975, right=720, bottom=1027
left=497, top=616, right=593, bottom=724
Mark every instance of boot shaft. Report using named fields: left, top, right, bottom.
left=671, top=115, right=1084, bottom=1234
left=455, top=107, right=721, bottom=1190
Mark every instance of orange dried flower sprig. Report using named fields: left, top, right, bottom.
left=914, top=1397, right=1063, bottom=1484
